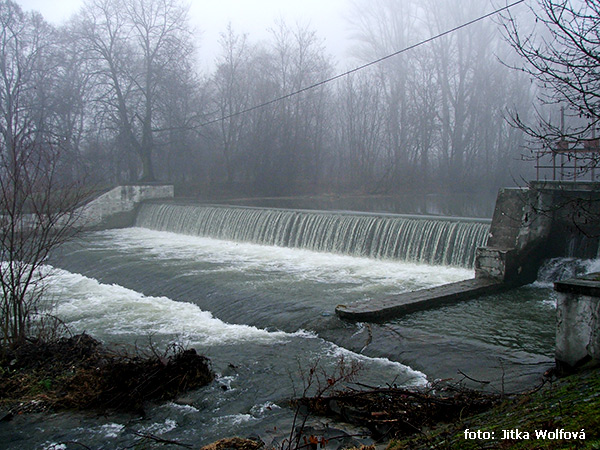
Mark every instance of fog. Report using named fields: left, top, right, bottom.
left=3, top=0, right=543, bottom=200
left=15, top=0, right=351, bottom=69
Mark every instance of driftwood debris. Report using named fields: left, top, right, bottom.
left=296, top=381, right=499, bottom=439
left=0, top=333, right=214, bottom=413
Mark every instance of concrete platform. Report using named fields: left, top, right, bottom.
left=335, top=278, right=512, bottom=322
left=554, top=273, right=600, bottom=297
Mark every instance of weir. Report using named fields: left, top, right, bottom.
left=77, top=183, right=600, bottom=322
left=134, top=203, right=490, bottom=268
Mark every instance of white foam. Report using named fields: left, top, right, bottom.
left=166, top=402, right=201, bottom=413
left=212, top=414, right=256, bottom=426
left=216, top=375, right=237, bottom=392
left=250, top=401, right=281, bottom=416
left=583, top=258, right=600, bottom=273
left=141, top=418, right=178, bottom=435
left=542, top=299, right=557, bottom=309
left=43, top=444, right=67, bottom=450
left=100, top=423, right=125, bottom=438
left=44, top=268, right=428, bottom=385
left=103, top=228, right=474, bottom=292
left=325, top=342, right=428, bottom=386
left=46, top=268, right=296, bottom=346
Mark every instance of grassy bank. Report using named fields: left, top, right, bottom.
left=386, top=368, right=600, bottom=450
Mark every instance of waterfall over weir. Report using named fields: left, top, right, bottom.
left=135, top=203, right=490, bottom=268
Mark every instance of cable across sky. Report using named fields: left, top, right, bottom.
left=201, top=0, right=525, bottom=127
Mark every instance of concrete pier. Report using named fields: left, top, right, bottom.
left=555, top=273, right=600, bottom=373
left=78, top=184, right=174, bottom=229
left=335, top=278, right=513, bottom=321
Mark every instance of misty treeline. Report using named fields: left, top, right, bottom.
left=1, top=0, right=544, bottom=197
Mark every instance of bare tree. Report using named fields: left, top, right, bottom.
left=157, top=58, right=206, bottom=184
left=0, top=1, right=88, bottom=348
left=425, top=0, right=503, bottom=188
left=211, top=24, right=254, bottom=185
left=503, top=0, right=600, bottom=172
left=265, top=19, right=333, bottom=193
left=51, top=28, right=96, bottom=184
left=0, top=143, right=87, bottom=348
left=501, top=0, right=600, bottom=245
left=345, top=0, right=529, bottom=193
left=348, top=0, right=421, bottom=191
left=336, top=71, right=386, bottom=191
left=73, top=0, right=195, bottom=182
left=0, top=0, right=54, bottom=170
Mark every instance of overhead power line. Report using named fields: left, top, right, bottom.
left=201, top=0, right=525, bottom=127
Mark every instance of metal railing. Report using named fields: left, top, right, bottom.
left=535, top=139, right=600, bottom=182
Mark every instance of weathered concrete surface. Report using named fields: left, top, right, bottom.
left=475, top=187, right=554, bottom=283
left=485, top=187, right=528, bottom=250
left=335, top=278, right=512, bottom=322
left=555, top=272, right=600, bottom=373
left=475, top=247, right=517, bottom=281
left=78, top=184, right=174, bottom=230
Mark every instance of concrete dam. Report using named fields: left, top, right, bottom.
left=80, top=182, right=600, bottom=322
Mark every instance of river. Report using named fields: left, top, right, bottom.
left=1, top=201, right=596, bottom=449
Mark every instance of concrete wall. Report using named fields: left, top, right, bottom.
left=555, top=274, right=600, bottom=373
left=475, top=187, right=554, bottom=283
left=78, top=184, right=174, bottom=230
left=476, top=183, right=600, bottom=284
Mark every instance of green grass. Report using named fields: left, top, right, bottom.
left=386, top=368, right=600, bottom=450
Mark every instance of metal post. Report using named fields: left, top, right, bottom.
left=560, top=107, right=565, bottom=181
left=592, top=128, right=596, bottom=181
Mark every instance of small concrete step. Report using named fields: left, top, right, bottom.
left=335, top=278, right=512, bottom=322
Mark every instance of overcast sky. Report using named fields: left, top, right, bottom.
left=14, top=0, right=352, bottom=71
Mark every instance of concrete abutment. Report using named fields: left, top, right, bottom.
left=555, top=273, right=600, bottom=373
left=476, top=182, right=600, bottom=284
left=337, top=181, right=600, bottom=321
left=77, top=184, right=174, bottom=230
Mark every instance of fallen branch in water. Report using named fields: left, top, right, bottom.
left=295, top=380, right=500, bottom=440
left=132, top=431, right=194, bottom=449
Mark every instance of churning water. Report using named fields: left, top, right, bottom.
left=0, top=205, right=589, bottom=449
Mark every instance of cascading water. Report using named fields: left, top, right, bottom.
left=135, top=203, right=490, bottom=268
left=536, top=257, right=600, bottom=285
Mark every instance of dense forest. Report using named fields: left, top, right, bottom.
left=1, top=0, right=545, bottom=198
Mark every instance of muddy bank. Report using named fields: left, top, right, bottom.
left=0, top=333, right=213, bottom=415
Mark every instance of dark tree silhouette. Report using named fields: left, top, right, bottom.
left=0, top=0, right=88, bottom=347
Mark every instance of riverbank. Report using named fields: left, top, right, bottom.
left=2, top=333, right=597, bottom=450
left=192, top=367, right=600, bottom=450
left=382, top=367, right=599, bottom=449
left=0, top=333, right=213, bottom=416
